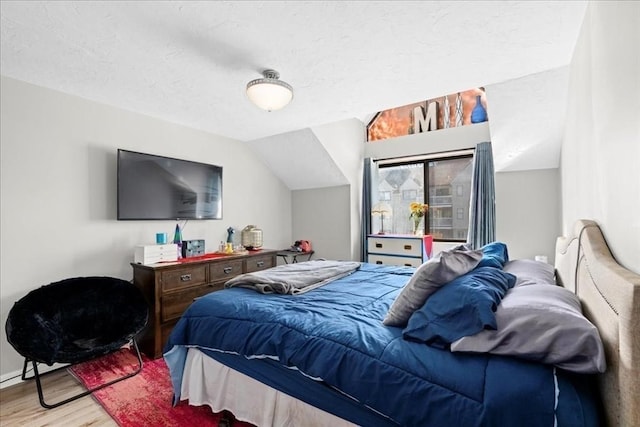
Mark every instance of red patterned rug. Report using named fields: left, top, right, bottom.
left=70, top=347, right=254, bottom=427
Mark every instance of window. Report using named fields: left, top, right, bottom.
left=402, top=189, right=417, bottom=200
left=379, top=191, right=391, bottom=201
left=374, top=154, right=473, bottom=241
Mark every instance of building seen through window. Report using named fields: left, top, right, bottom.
left=375, top=155, right=473, bottom=241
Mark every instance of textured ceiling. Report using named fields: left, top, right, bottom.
left=1, top=1, right=587, bottom=172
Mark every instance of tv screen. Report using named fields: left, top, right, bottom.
left=117, top=149, right=222, bottom=220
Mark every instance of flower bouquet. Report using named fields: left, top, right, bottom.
left=409, top=202, right=429, bottom=235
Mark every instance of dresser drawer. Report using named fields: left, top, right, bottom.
left=209, top=259, right=244, bottom=281
left=161, top=265, right=207, bottom=292
left=245, top=254, right=276, bottom=273
left=368, top=254, right=423, bottom=268
left=368, top=236, right=422, bottom=257
left=161, top=282, right=224, bottom=322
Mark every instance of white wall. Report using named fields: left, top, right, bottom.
left=0, top=76, right=292, bottom=378
left=495, top=169, right=560, bottom=263
left=310, top=119, right=365, bottom=260
left=364, top=121, right=490, bottom=160
left=561, top=1, right=640, bottom=273
left=292, top=185, right=353, bottom=261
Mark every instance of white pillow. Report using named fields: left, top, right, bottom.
left=383, top=247, right=483, bottom=327
left=450, top=284, right=606, bottom=373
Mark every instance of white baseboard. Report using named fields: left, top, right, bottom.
left=0, top=369, right=25, bottom=389
left=0, top=362, right=69, bottom=390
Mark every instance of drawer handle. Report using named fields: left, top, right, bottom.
left=404, top=263, right=412, bottom=267
left=256, top=261, right=264, bottom=267
left=223, top=267, right=233, bottom=274
left=404, top=245, right=412, bottom=250
left=375, top=243, right=383, bottom=248
left=376, top=261, right=383, bottom=264
left=180, top=274, right=192, bottom=282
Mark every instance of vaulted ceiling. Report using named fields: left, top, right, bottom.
left=1, top=1, right=588, bottom=175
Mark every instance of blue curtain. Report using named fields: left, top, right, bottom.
left=361, top=158, right=377, bottom=262
left=467, top=141, right=496, bottom=249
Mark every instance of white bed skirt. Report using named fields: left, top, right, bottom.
left=180, top=348, right=357, bottom=427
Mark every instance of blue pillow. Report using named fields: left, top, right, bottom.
left=477, top=242, right=509, bottom=269
left=402, top=266, right=516, bottom=347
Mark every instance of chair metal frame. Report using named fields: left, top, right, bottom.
left=21, top=340, right=144, bottom=409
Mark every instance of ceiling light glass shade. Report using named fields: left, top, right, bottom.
left=246, top=69, right=293, bottom=111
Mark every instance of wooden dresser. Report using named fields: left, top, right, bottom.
left=131, top=249, right=277, bottom=358
left=367, top=235, right=433, bottom=267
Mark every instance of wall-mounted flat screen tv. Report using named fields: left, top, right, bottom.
left=117, top=149, right=222, bottom=220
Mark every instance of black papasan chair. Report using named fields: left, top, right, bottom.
left=5, top=276, right=149, bottom=409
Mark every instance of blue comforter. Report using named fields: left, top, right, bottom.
left=165, top=263, right=598, bottom=426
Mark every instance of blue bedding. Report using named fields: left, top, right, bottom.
left=165, top=263, right=600, bottom=426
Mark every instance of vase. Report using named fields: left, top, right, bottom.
left=173, top=224, right=183, bottom=259
left=470, top=95, right=488, bottom=123
left=412, top=218, right=423, bottom=236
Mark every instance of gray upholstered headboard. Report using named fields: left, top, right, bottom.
left=555, top=219, right=639, bottom=427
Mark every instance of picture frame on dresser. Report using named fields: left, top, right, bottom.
left=131, top=249, right=278, bottom=358
left=367, top=234, right=433, bottom=267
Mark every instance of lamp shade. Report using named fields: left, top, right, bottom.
left=371, top=202, right=391, bottom=215
left=246, top=69, right=293, bottom=111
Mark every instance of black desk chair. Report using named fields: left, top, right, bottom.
left=5, top=276, right=149, bottom=409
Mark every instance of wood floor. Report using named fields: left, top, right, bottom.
left=0, top=368, right=116, bottom=426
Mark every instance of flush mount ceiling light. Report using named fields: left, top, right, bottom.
left=246, top=69, right=293, bottom=111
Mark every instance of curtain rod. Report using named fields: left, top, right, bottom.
left=374, top=148, right=475, bottom=165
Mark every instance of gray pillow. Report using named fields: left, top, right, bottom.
left=503, top=259, right=556, bottom=287
left=383, top=248, right=483, bottom=327
left=450, top=284, right=606, bottom=374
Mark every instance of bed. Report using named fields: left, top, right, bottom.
left=164, top=220, right=639, bottom=426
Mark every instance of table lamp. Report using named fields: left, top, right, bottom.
left=371, top=202, right=392, bottom=235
